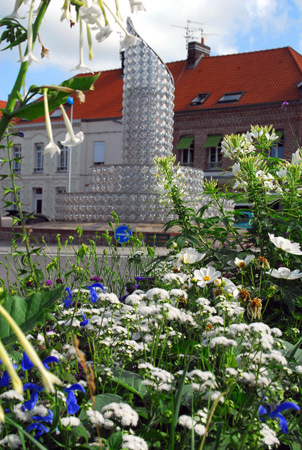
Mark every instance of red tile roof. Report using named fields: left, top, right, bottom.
left=17, top=46, right=302, bottom=124
left=0, top=100, right=6, bottom=117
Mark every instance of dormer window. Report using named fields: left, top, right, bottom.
left=218, top=92, right=244, bottom=104
left=190, top=92, right=210, bottom=106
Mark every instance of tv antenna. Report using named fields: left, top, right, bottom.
left=171, top=20, right=217, bottom=48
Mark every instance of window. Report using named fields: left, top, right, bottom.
left=218, top=92, right=244, bottom=103
left=13, top=145, right=21, bottom=173
left=34, top=188, right=42, bottom=213
left=268, top=131, right=284, bottom=158
left=190, top=92, right=210, bottom=106
left=58, top=143, right=68, bottom=172
left=94, top=142, right=105, bottom=164
left=11, top=191, right=20, bottom=211
left=56, top=187, right=66, bottom=195
left=34, top=144, right=44, bottom=173
left=204, top=135, right=223, bottom=170
left=176, top=136, right=194, bottom=167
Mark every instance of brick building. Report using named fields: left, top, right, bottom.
left=172, top=43, right=302, bottom=183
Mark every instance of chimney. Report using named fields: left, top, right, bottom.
left=187, top=38, right=210, bottom=69
left=120, top=50, right=125, bottom=76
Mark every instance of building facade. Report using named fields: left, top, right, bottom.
left=2, top=42, right=302, bottom=218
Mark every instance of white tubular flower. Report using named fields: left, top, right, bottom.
left=43, top=89, right=61, bottom=157
left=5, top=0, right=25, bottom=19
left=0, top=305, right=62, bottom=393
left=71, top=19, right=93, bottom=73
left=120, top=34, right=138, bottom=49
left=0, top=404, right=4, bottom=423
left=79, top=3, right=102, bottom=24
left=19, top=0, right=40, bottom=65
left=95, top=24, right=113, bottom=42
left=269, top=234, right=302, bottom=255
left=234, top=255, right=255, bottom=269
left=59, top=105, right=84, bottom=147
left=266, top=267, right=302, bottom=280
left=0, top=340, right=23, bottom=394
left=60, top=0, right=74, bottom=23
left=129, top=0, right=146, bottom=14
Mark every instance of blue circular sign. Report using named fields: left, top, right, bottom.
left=115, top=225, right=132, bottom=244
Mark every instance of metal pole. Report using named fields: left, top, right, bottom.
left=67, top=100, right=73, bottom=193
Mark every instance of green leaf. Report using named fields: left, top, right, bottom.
left=12, top=73, right=100, bottom=121
left=111, top=367, right=147, bottom=399
left=107, top=431, right=123, bottom=450
left=0, top=286, right=64, bottom=346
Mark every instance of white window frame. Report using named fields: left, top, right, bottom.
left=34, top=188, right=43, bottom=213
left=94, top=142, right=105, bottom=164
left=180, top=147, right=194, bottom=167
left=207, top=142, right=223, bottom=170
left=58, top=144, right=68, bottom=172
left=268, top=132, right=284, bottom=159
left=35, top=144, right=44, bottom=173
left=13, top=145, right=21, bottom=173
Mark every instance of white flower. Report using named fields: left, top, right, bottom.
left=276, top=167, right=287, bottom=178
left=0, top=434, right=22, bottom=449
left=43, top=141, right=61, bottom=158
left=86, top=409, right=105, bottom=427
left=234, top=255, right=255, bottom=269
left=122, top=434, right=148, bottom=450
left=120, top=34, right=139, bottom=50
left=291, top=149, right=302, bottom=165
left=61, top=416, right=81, bottom=427
left=209, top=336, right=237, bottom=349
left=260, top=423, right=280, bottom=449
left=129, top=0, right=146, bottom=14
left=71, top=19, right=93, bottom=73
left=79, top=4, right=102, bottom=24
left=18, top=0, right=40, bottom=65
left=194, top=266, right=221, bottom=288
left=232, top=162, right=240, bottom=176
left=176, top=247, right=206, bottom=264
left=96, top=25, right=113, bottom=42
left=266, top=267, right=302, bottom=280
left=59, top=105, right=85, bottom=148
left=5, top=0, right=25, bottom=19
left=269, top=234, right=302, bottom=255
left=60, top=0, right=74, bottom=23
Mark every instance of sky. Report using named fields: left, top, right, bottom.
left=1, top=0, right=302, bottom=101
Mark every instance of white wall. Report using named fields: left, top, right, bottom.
left=0, top=118, right=123, bottom=219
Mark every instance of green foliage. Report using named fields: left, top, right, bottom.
left=0, top=286, right=63, bottom=346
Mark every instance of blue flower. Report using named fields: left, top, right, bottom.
left=32, top=409, right=53, bottom=424
left=26, top=422, right=50, bottom=440
left=63, top=286, right=73, bottom=308
left=64, top=383, right=85, bottom=415
left=42, top=356, right=59, bottom=370
left=23, top=383, right=45, bottom=411
left=259, top=398, right=300, bottom=433
left=85, top=282, right=104, bottom=303
left=80, top=310, right=89, bottom=327
left=21, top=352, right=59, bottom=371
left=0, top=365, right=18, bottom=387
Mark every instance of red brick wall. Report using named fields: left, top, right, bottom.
left=173, top=102, right=302, bottom=171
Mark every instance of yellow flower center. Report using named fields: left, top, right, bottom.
left=239, top=262, right=245, bottom=268
left=203, top=276, right=210, bottom=281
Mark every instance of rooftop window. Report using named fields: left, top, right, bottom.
left=217, top=92, right=244, bottom=104
left=190, top=92, right=210, bottom=106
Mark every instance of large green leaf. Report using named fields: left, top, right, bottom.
left=0, top=286, right=64, bottom=346
left=12, top=73, right=100, bottom=121
left=111, top=367, right=148, bottom=399
left=79, top=393, right=123, bottom=421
